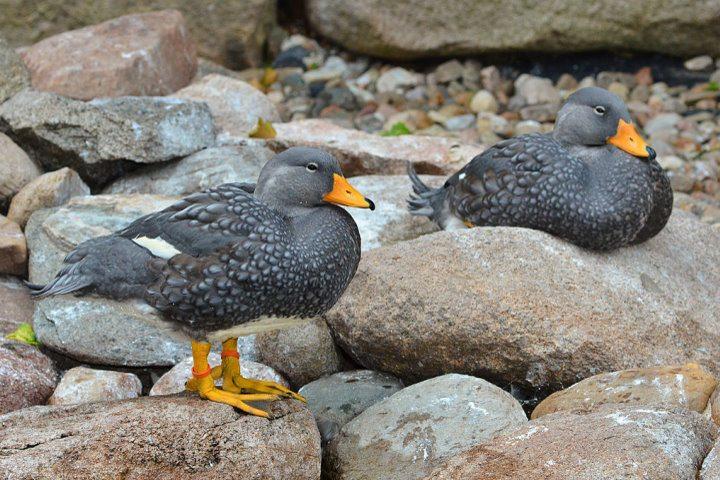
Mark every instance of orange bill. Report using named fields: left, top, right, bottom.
left=323, top=173, right=375, bottom=210
left=607, top=119, right=651, bottom=158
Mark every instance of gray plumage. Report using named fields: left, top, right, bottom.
left=408, top=87, right=672, bottom=250
left=30, top=147, right=365, bottom=339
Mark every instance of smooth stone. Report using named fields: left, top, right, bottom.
left=434, top=59, right=464, bottom=83
left=470, top=89, right=499, bottom=113
left=323, top=374, right=527, bottom=480
left=325, top=211, right=720, bottom=392
left=230, top=119, right=486, bottom=176
left=0, top=90, right=215, bottom=187
left=376, top=67, right=419, bottom=94
left=299, top=370, right=404, bottom=443
left=0, top=340, right=57, bottom=415
left=7, top=167, right=89, bottom=229
left=532, top=363, right=718, bottom=419
left=149, top=353, right=288, bottom=396
left=0, top=395, right=321, bottom=479
left=645, top=112, right=683, bottom=136
left=306, top=0, right=720, bottom=59
left=255, top=318, right=343, bottom=389
left=0, top=275, right=34, bottom=335
left=685, top=55, right=715, bottom=71
left=48, top=367, right=142, bottom=405
left=515, top=74, right=561, bottom=105
left=0, top=37, right=29, bottom=104
left=426, top=405, right=716, bottom=479
left=103, top=145, right=274, bottom=195
left=443, top=114, right=476, bottom=131
left=20, top=10, right=196, bottom=100
left=0, top=132, right=40, bottom=212
left=0, top=215, right=27, bottom=276
left=173, top=74, right=280, bottom=140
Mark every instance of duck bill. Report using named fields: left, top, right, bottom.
left=323, top=173, right=375, bottom=210
left=607, top=119, right=651, bottom=158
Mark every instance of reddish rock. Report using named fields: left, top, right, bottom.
left=0, top=215, right=27, bottom=276
left=21, top=10, right=197, bottom=100
left=235, top=119, right=486, bottom=177
left=0, top=340, right=57, bottom=415
left=0, top=132, right=41, bottom=212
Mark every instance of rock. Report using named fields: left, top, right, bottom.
left=325, top=211, right=720, bottom=393
left=342, top=174, right=444, bottom=251
left=514, top=119, right=542, bottom=135
left=20, top=10, right=197, bottom=100
left=172, top=74, right=280, bottom=140
left=685, top=55, right=715, bottom=71
left=299, top=370, right=404, bottom=443
left=0, top=90, right=215, bottom=187
left=376, top=67, right=418, bottom=93
left=596, top=71, right=638, bottom=90
left=103, top=144, right=274, bottom=195
left=555, top=73, right=578, bottom=91
left=0, top=2, right=276, bottom=71
left=306, top=1, right=720, bottom=59
left=238, top=119, right=485, bottom=176
left=303, top=56, right=349, bottom=83
left=0, top=275, right=34, bottom=335
left=607, top=81, right=630, bottom=102
left=0, top=216, right=26, bottom=275
left=470, top=90, right=499, bottom=113
left=7, top=167, right=89, bottom=229
left=323, top=374, right=527, bottom=480
left=443, top=114, right=476, bottom=131
left=0, top=395, right=321, bottom=479
left=702, top=440, right=720, bottom=479
left=711, top=386, right=720, bottom=426
left=532, top=363, right=718, bottom=419
left=645, top=112, right=683, bottom=136
left=0, top=340, right=57, bottom=415
left=434, top=59, right=464, bottom=83
left=0, top=132, right=41, bottom=211
left=150, top=353, right=288, bottom=396
left=255, top=318, right=343, bottom=388
left=0, top=37, right=29, bottom=104
left=515, top=74, right=561, bottom=105
left=426, top=405, right=716, bottom=479
left=48, top=367, right=142, bottom=405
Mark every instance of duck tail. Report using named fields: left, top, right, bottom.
left=26, top=260, right=92, bottom=298
left=406, top=162, right=449, bottom=228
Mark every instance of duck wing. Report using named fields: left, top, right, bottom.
left=446, top=133, right=578, bottom=227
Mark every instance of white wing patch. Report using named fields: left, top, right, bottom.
left=133, top=236, right=181, bottom=259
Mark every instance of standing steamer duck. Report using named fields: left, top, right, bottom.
left=408, top=87, right=673, bottom=250
left=30, top=147, right=375, bottom=418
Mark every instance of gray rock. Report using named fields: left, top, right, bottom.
left=376, top=67, right=418, bottom=94
left=0, top=396, right=321, bottom=480
left=434, top=59, right=464, bottom=83
left=0, top=275, right=34, bottom=335
left=307, top=0, right=720, bottom=59
left=323, top=374, right=527, bottom=480
left=48, top=367, right=142, bottom=405
left=702, top=438, right=720, bottom=479
left=325, top=211, right=720, bottom=393
left=345, top=175, right=443, bottom=251
left=428, top=405, right=716, bottom=480
left=255, top=318, right=343, bottom=389
left=0, top=90, right=215, bottom=186
left=645, top=112, right=683, bottom=136
left=515, top=74, right=561, bottom=105
left=299, top=370, right=404, bottom=443
left=0, top=340, right=57, bottom=415
left=103, top=145, right=274, bottom=195
left=443, top=114, right=476, bottom=131
left=0, top=37, right=29, bottom=104
left=149, top=353, right=288, bottom=396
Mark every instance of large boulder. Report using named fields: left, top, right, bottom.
left=0, top=37, right=29, bottom=104
left=325, top=211, right=720, bottom=395
left=426, top=405, right=716, bottom=479
left=307, top=0, right=720, bottom=59
left=323, top=374, right=527, bottom=480
left=103, top=145, right=274, bottom=196
left=173, top=74, right=280, bottom=140
left=0, top=1, right=276, bottom=70
left=0, top=90, right=215, bottom=186
left=532, top=363, right=718, bottom=419
left=226, top=120, right=485, bottom=176
left=0, top=340, right=57, bottom=415
left=0, top=395, right=321, bottom=479
left=0, top=131, right=40, bottom=212
left=20, top=10, right=197, bottom=100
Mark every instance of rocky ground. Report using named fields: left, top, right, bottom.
left=0, top=7, right=719, bottom=480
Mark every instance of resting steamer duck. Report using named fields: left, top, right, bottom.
left=31, top=147, right=375, bottom=418
left=408, top=87, right=672, bottom=250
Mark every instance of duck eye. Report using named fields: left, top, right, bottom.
left=306, top=163, right=318, bottom=172
left=594, top=106, right=606, bottom=116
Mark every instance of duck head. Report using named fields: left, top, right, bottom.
left=553, top=87, right=656, bottom=160
left=255, top=146, right=375, bottom=213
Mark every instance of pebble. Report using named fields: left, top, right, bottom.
left=376, top=67, right=418, bottom=93
left=444, top=113, right=476, bottom=131
left=469, top=89, right=499, bottom=113
left=684, top=55, right=714, bottom=71
left=434, top=59, right=464, bottom=83
left=515, top=119, right=543, bottom=135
